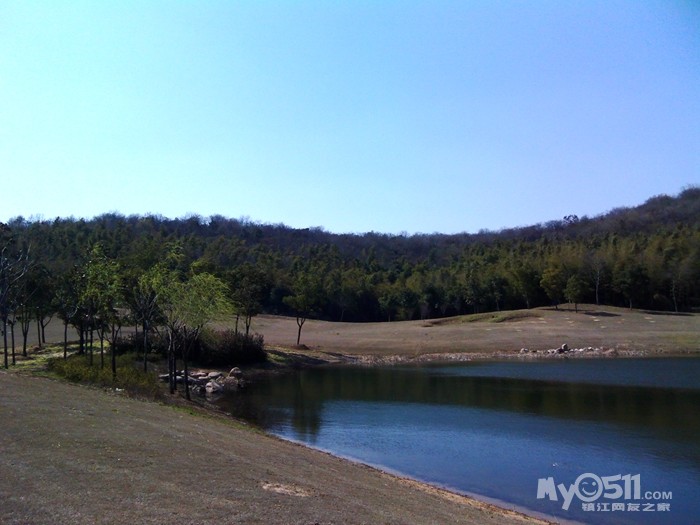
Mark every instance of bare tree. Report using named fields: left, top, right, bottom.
left=0, top=232, right=30, bottom=368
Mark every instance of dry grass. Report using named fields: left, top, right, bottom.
left=249, top=305, right=700, bottom=359
left=21, top=304, right=699, bottom=362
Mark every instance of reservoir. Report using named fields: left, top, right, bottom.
left=216, top=358, right=700, bottom=524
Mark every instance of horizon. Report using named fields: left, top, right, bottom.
left=2, top=2, right=699, bottom=234
left=5, top=184, right=696, bottom=237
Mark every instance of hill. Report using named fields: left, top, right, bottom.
left=2, top=186, right=699, bottom=332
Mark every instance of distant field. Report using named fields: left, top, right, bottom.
left=249, top=304, right=700, bottom=359
left=22, top=304, right=700, bottom=359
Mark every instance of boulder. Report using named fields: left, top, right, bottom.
left=222, top=376, right=242, bottom=391
left=208, top=371, right=223, bottom=379
left=228, top=367, right=243, bottom=378
left=205, top=381, right=224, bottom=394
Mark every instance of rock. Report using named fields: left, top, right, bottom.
left=222, top=376, right=243, bottom=391
left=208, top=371, right=223, bottom=379
left=205, top=381, right=224, bottom=394
left=158, top=374, right=170, bottom=382
left=228, top=367, right=243, bottom=378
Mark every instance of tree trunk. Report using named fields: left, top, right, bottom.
left=168, top=330, right=176, bottom=394
left=3, top=318, right=7, bottom=369
left=295, top=317, right=305, bottom=346
left=10, top=321, right=15, bottom=366
left=63, top=320, right=68, bottom=359
left=143, top=321, right=149, bottom=373
left=89, top=328, right=94, bottom=366
left=183, top=337, right=191, bottom=401
left=21, top=318, right=30, bottom=358
left=36, top=319, right=42, bottom=349
left=40, top=316, right=50, bottom=344
left=111, top=324, right=118, bottom=381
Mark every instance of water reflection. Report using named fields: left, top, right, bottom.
left=224, top=364, right=700, bottom=445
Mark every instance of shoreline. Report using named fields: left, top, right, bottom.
left=267, top=432, right=567, bottom=525
left=1, top=370, right=552, bottom=524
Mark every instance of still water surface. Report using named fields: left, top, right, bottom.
left=217, top=358, right=700, bottom=524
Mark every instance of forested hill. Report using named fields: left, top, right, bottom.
left=3, top=186, right=700, bottom=322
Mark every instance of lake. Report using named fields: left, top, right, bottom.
left=216, top=358, right=700, bottom=524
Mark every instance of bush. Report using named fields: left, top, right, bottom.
left=195, top=329, right=267, bottom=367
left=47, top=353, right=161, bottom=398
left=112, top=331, right=169, bottom=358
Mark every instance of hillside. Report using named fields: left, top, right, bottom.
left=2, top=186, right=699, bottom=337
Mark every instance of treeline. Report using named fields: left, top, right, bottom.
left=1, top=186, right=699, bottom=346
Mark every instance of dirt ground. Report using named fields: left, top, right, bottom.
left=0, top=372, right=549, bottom=525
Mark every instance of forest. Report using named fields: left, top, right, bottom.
left=1, top=186, right=699, bottom=373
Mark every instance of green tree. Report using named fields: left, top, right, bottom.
left=81, top=245, right=123, bottom=374
left=564, top=274, right=587, bottom=312
left=158, top=271, right=232, bottom=399
left=540, top=260, right=567, bottom=310
left=230, top=264, right=269, bottom=335
left=613, top=258, right=649, bottom=310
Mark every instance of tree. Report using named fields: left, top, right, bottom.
left=564, top=274, right=587, bottom=313
left=53, top=267, right=82, bottom=360
left=230, top=264, right=268, bottom=336
left=81, top=245, right=123, bottom=373
left=540, top=260, right=567, bottom=310
left=0, top=233, right=29, bottom=368
left=613, top=258, right=649, bottom=310
left=130, top=265, right=166, bottom=372
left=158, top=271, right=232, bottom=399
left=283, top=271, right=324, bottom=346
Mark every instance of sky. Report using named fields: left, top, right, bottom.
left=1, top=1, right=699, bottom=234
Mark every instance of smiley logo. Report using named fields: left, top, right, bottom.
left=574, top=473, right=604, bottom=502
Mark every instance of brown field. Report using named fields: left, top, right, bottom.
left=23, top=304, right=700, bottom=360
left=247, top=304, right=700, bottom=361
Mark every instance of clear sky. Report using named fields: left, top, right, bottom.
left=1, top=1, right=698, bottom=234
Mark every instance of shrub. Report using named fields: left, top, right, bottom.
left=112, top=331, right=169, bottom=358
left=195, top=329, right=267, bottom=367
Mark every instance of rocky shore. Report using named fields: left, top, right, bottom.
left=158, top=366, right=246, bottom=395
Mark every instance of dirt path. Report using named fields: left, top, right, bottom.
left=0, top=372, right=549, bottom=525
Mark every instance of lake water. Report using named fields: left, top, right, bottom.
left=216, top=358, right=700, bottom=524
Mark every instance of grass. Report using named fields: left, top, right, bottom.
left=46, top=352, right=161, bottom=399
left=450, top=310, right=539, bottom=324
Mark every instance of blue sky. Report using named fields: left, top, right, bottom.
left=1, top=1, right=698, bottom=234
